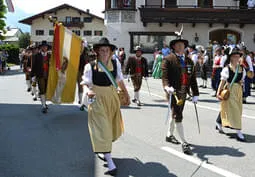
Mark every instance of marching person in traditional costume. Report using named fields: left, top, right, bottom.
left=188, top=44, right=198, bottom=66
left=216, top=47, right=246, bottom=142
left=211, top=47, right=223, bottom=97
left=199, top=49, right=209, bottom=88
left=240, top=49, right=254, bottom=103
left=31, top=41, right=51, bottom=113
left=125, top=46, right=148, bottom=106
left=23, top=46, right=33, bottom=92
left=31, top=43, right=40, bottom=101
left=81, top=37, right=130, bottom=176
left=152, top=50, right=163, bottom=79
left=78, top=45, right=89, bottom=111
left=162, top=32, right=199, bottom=155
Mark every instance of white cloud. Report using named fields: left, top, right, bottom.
left=12, top=0, right=105, bottom=17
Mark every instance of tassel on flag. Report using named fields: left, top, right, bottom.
left=5, top=0, right=14, bottom=12
left=46, top=23, right=82, bottom=104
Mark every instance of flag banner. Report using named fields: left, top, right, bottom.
left=5, top=0, right=14, bottom=12
left=46, top=23, right=82, bottom=103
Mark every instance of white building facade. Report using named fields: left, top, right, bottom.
left=19, top=4, right=106, bottom=46
left=104, top=0, right=255, bottom=60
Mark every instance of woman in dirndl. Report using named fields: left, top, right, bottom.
left=152, top=50, right=163, bottom=79
left=81, top=37, right=130, bottom=176
left=216, top=47, right=246, bottom=142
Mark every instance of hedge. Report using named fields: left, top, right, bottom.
left=0, top=44, right=20, bottom=64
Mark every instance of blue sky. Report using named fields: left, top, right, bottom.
left=5, top=7, right=32, bottom=32
left=4, top=0, right=104, bottom=33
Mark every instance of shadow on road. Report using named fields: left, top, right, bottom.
left=0, top=103, right=95, bottom=177
left=112, top=157, right=177, bottom=177
left=191, top=144, right=245, bottom=163
left=121, top=106, right=141, bottom=110
left=197, top=99, right=219, bottom=103
left=142, top=103, right=168, bottom=108
left=225, top=133, right=255, bottom=143
left=152, top=99, right=167, bottom=103
left=0, top=68, right=24, bottom=76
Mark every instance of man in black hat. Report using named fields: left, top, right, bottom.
left=162, top=36, right=199, bottom=155
left=125, top=46, right=148, bottom=106
left=31, top=41, right=51, bottom=113
left=188, top=44, right=198, bottom=66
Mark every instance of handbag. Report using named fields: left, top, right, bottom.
left=97, top=60, right=129, bottom=106
left=220, top=65, right=239, bottom=100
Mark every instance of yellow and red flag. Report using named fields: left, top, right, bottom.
left=46, top=23, right=82, bottom=103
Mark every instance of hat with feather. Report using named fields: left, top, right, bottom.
left=170, top=24, right=189, bottom=50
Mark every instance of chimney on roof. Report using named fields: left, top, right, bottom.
left=86, top=9, right=90, bottom=13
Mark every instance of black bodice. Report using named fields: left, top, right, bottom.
left=91, top=59, right=117, bottom=86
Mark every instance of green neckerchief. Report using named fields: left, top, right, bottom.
left=230, top=64, right=240, bottom=88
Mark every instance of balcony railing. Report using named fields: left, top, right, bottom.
left=60, top=21, right=84, bottom=28
left=139, top=5, right=255, bottom=25
left=141, top=4, right=255, bottom=9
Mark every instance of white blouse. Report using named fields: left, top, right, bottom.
left=246, top=55, right=254, bottom=72
left=220, top=66, right=246, bottom=81
left=81, top=58, right=124, bottom=87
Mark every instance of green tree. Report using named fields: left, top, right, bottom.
left=0, top=0, right=6, bottom=40
left=19, top=32, right=30, bottom=48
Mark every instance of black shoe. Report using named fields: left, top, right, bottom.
left=41, top=107, right=47, bottom=114
left=236, top=135, right=247, bottom=142
left=203, top=86, right=207, bottom=88
left=199, top=85, right=203, bottom=88
left=165, top=135, right=181, bottom=144
left=31, top=92, right=34, bottom=96
left=182, top=142, right=193, bottom=155
left=80, top=105, right=85, bottom=111
left=78, top=101, right=81, bottom=104
left=33, top=97, right=37, bottom=101
left=45, top=104, right=49, bottom=110
left=27, top=88, right=31, bottom=92
left=104, top=168, right=117, bottom=176
left=215, top=125, right=224, bottom=134
left=243, top=100, right=247, bottom=104
left=132, top=98, right=137, bottom=103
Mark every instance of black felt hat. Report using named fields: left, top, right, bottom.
left=93, top=37, right=117, bottom=51
left=39, top=40, right=51, bottom=49
left=170, top=37, right=189, bottom=50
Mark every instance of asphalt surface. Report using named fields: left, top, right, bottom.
left=0, top=66, right=255, bottom=177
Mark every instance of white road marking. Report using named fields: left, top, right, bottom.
left=161, top=146, right=242, bottom=177
left=126, top=85, right=255, bottom=120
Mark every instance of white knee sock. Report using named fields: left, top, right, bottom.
left=81, top=86, right=88, bottom=106
left=176, top=122, right=186, bottom=144
left=167, top=119, right=175, bottom=137
left=32, top=86, right=37, bottom=98
left=104, top=153, right=116, bottom=171
left=137, top=91, right=140, bottom=101
left=236, top=130, right=244, bottom=139
left=134, top=92, right=138, bottom=99
left=78, top=92, right=83, bottom=103
left=26, top=80, right=31, bottom=88
left=40, top=95, right=46, bottom=108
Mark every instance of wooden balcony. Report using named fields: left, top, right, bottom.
left=139, top=5, right=255, bottom=26
left=61, top=21, right=84, bottom=28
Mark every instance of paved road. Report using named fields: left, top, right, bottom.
left=0, top=66, right=255, bottom=177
